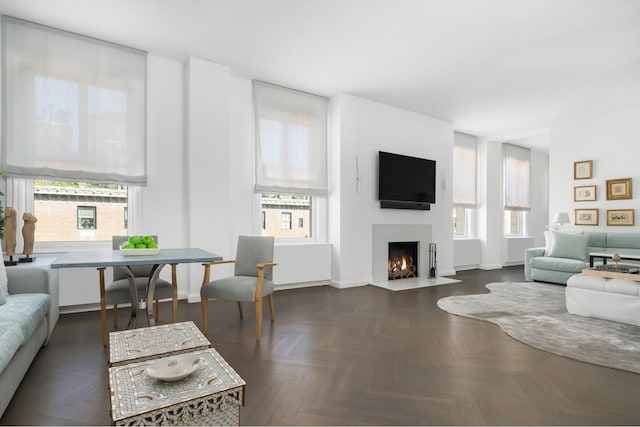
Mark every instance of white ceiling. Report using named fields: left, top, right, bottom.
left=1, top=0, right=639, bottom=148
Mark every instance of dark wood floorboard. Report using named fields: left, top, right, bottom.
left=2, top=266, right=640, bottom=425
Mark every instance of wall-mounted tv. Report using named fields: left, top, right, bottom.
left=378, top=151, right=436, bottom=210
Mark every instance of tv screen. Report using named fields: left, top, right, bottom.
left=378, top=151, right=436, bottom=206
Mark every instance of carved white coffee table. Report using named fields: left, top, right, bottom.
left=109, top=347, right=245, bottom=426
left=109, top=321, right=211, bottom=366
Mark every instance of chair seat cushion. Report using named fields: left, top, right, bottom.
left=106, top=278, right=173, bottom=304
left=202, top=276, right=274, bottom=302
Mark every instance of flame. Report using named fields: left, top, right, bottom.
left=400, top=256, right=407, bottom=270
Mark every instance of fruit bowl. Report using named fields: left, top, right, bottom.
left=119, top=236, right=160, bottom=256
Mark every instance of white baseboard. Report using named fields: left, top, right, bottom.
left=329, top=279, right=369, bottom=289
left=479, top=264, right=503, bottom=270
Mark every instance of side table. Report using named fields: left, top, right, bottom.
left=109, top=321, right=211, bottom=366
left=109, top=347, right=245, bottom=426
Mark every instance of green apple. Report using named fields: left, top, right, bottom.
left=128, top=235, right=142, bottom=245
left=147, top=242, right=158, bottom=249
left=135, top=243, right=147, bottom=249
left=141, top=235, right=154, bottom=245
left=121, top=243, right=135, bottom=249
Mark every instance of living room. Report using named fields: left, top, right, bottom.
left=1, top=0, right=640, bottom=425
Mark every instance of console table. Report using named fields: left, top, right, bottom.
left=588, top=252, right=640, bottom=268
left=52, top=248, right=222, bottom=346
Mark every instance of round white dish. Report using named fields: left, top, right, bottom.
left=146, top=354, right=201, bottom=382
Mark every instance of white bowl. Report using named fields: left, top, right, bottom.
left=146, top=354, right=201, bottom=382
left=120, top=247, right=160, bottom=256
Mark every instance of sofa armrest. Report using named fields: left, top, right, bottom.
left=524, top=247, right=546, bottom=281
left=6, top=268, right=50, bottom=294
left=6, top=267, right=59, bottom=343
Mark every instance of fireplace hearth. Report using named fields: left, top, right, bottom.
left=388, top=241, right=418, bottom=280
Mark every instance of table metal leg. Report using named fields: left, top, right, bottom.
left=146, top=264, right=166, bottom=327
left=118, top=266, right=140, bottom=330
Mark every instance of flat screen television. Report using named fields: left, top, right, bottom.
left=378, top=151, right=436, bottom=210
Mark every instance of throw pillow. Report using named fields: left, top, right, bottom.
left=548, top=231, right=589, bottom=261
left=0, top=249, right=7, bottom=295
left=0, top=286, right=6, bottom=305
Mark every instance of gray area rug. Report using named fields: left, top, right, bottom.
left=437, top=282, right=640, bottom=374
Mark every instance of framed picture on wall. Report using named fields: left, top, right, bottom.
left=574, top=160, right=593, bottom=180
left=606, top=178, right=632, bottom=200
left=607, top=209, right=635, bottom=226
left=574, top=185, right=597, bottom=202
left=574, top=208, right=599, bottom=226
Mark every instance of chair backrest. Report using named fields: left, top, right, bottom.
left=112, top=235, right=158, bottom=281
left=234, top=236, right=275, bottom=280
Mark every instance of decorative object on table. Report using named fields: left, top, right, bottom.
left=573, top=160, right=593, bottom=180
left=19, top=212, right=37, bottom=262
left=574, top=185, right=596, bottom=202
left=606, top=177, right=632, bottom=200
left=551, top=212, right=571, bottom=230
left=119, top=234, right=160, bottom=255
left=574, top=208, right=599, bottom=226
left=606, top=209, right=635, bottom=226
left=145, top=354, right=202, bottom=382
left=612, top=253, right=621, bottom=268
left=3, top=207, right=17, bottom=266
left=437, top=282, right=640, bottom=374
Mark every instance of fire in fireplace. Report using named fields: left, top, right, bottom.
left=388, top=241, right=418, bottom=280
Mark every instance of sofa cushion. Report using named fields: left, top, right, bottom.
left=586, top=232, right=607, bottom=248
left=548, top=231, right=589, bottom=261
left=0, top=321, right=23, bottom=375
left=607, top=233, right=640, bottom=249
left=531, top=256, right=589, bottom=273
left=0, top=294, right=50, bottom=346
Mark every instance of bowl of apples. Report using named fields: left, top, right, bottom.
left=119, top=235, right=160, bottom=256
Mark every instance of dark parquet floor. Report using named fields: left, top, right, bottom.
left=2, top=266, right=640, bottom=425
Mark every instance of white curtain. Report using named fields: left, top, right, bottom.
left=503, top=143, right=531, bottom=211
left=453, top=133, right=477, bottom=208
left=2, top=16, right=147, bottom=185
left=253, top=80, right=328, bottom=195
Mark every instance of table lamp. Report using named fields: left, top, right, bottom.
left=552, top=212, right=571, bottom=229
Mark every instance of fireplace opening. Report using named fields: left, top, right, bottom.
left=388, top=241, right=418, bottom=280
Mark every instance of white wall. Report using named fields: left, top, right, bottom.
left=330, top=94, right=454, bottom=287
left=549, top=108, right=640, bottom=232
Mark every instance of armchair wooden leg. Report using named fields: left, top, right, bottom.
left=237, top=302, right=243, bottom=319
left=255, top=300, right=263, bottom=340
left=98, top=268, right=108, bottom=347
left=268, top=294, right=275, bottom=322
left=201, top=297, right=209, bottom=335
left=113, top=304, right=118, bottom=328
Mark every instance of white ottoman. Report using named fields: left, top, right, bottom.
left=566, top=274, right=640, bottom=326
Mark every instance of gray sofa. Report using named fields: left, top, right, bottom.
left=525, top=231, right=640, bottom=285
left=0, top=267, right=59, bottom=418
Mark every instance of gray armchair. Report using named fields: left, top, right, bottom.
left=100, top=236, right=177, bottom=345
left=200, top=235, right=277, bottom=340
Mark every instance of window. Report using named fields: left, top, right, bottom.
left=253, top=81, right=328, bottom=241
left=2, top=17, right=145, bottom=249
left=453, top=132, right=478, bottom=237
left=504, top=210, right=528, bottom=236
left=77, top=206, right=97, bottom=230
left=503, top=144, right=531, bottom=236
left=281, top=212, right=292, bottom=230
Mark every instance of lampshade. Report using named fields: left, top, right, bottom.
left=553, top=212, right=571, bottom=225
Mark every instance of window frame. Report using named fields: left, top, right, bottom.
left=5, top=177, right=140, bottom=253
left=77, top=206, right=97, bottom=230
left=254, top=193, right=326, bottom=244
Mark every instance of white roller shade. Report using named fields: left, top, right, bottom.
left=503, top=143, right=531, bottom=211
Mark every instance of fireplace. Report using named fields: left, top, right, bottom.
left=388, top=241, right=418, bottom=280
